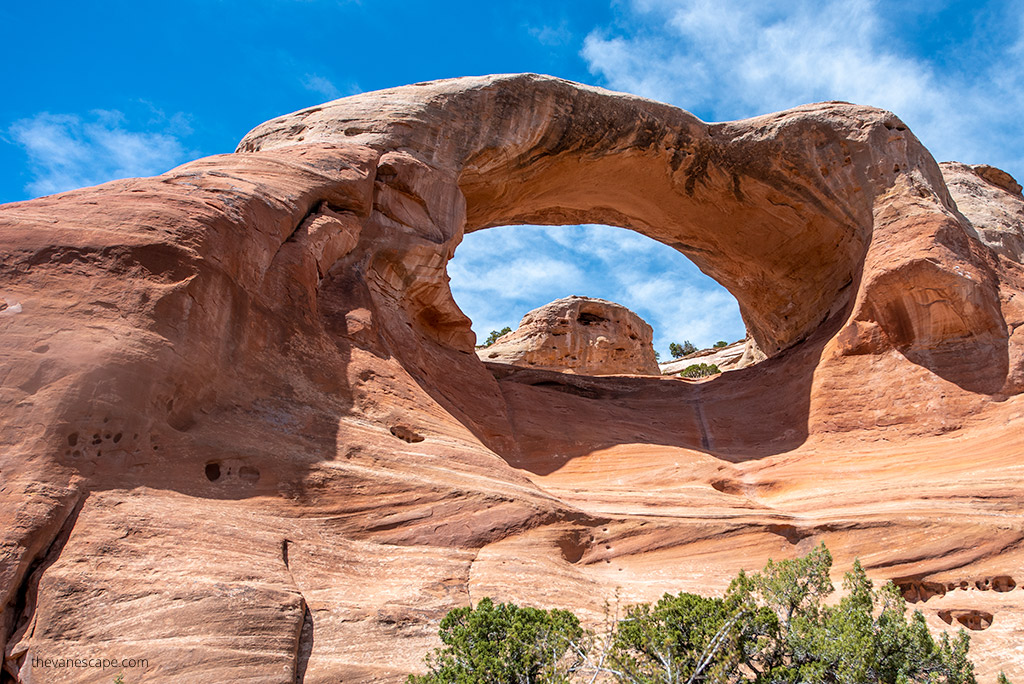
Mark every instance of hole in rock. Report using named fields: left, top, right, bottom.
left=577, top=312, right=607, bottom=326
left=390, top=425, right=425, bottom=443
left=938, top=609, right=993, bottom=630
left=443, top=217, right=845, bottom=466
left=204, top=462, right=222, bottom=482
left=449, top=224, right=746, bottom=371
left=991, top=576, right=1016, bottom=592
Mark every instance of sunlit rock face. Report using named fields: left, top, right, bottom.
left=2, top=74, right=1024, bottom=682
left=477, top=296, right=660, bottom=375
left=658, top=339, right=746, bottom=375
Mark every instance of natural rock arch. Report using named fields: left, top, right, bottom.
left=2, top=74, right=1023, bottom=682
left=239, top=73, right=1003, bottom=370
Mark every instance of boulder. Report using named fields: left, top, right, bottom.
left=477, top=296, right=660, bottom=375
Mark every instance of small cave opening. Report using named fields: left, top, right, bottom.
left=577, top=311, right=607, bottom=326
left=205, top=462, right=222, bottom=482
left=448, top=223, right=747, bottom=376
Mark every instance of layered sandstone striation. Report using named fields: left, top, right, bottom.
left=659, top=339, right=746, bottom=375
left=477, top=296, right=660, bottom=375
left=1, top=74, right=1023, bottom=682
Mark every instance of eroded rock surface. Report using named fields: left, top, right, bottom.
left=477, top=296, right=660, bottom=375
left=942, top=161, right=1024, bottom=262
left=1, top=74, right=1023, bottom=682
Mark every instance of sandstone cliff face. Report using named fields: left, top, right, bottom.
left=477, top=296, right=660, bottom=375
left=1, top=74, right=1023, bottom=682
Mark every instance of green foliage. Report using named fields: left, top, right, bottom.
left=668, top=341, right=698, bottom=358
left=713, top=340, right=728, bottom=348
left=998, top=673, right=1013, bottom=684
left=597, top=545, right=979, bottom=683
left=409, top=597, right=585, bottom=683
left=413, top=547, right=985, bottom=684
left=679, top=363, right=720, bottom=378
left=483, top=326, right=512, bottom=347
left=607, top=591, right=747, bottom=683
left=717, top=545, right=977, bottom=684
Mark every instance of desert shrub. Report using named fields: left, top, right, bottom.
left=713, top=340, right=728, bottom=348
left=606, top=591, right=750, bottom=683
left=722, top=544, right=978, bottom=684
left=679, top=363, right=720, bottom=378
left=409, top=597, right=585, bottom=683
left=602, top=544, right=979, bottom=683
left=483, top=326, right=512, bottom=347
left=413, top=547, right=984, bottom=683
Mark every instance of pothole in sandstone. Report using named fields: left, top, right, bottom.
left=448, top=224, right=747, bottom=376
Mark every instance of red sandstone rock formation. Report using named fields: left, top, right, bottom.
left=477, top=296, right=660, bottom=375
left=1, top=74, right=1023, bottom=682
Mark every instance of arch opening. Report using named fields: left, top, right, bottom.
left=448, top=223, right=747, bottom=370
left=453, top=97, right=870, bottom=362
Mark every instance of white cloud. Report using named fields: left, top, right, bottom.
left=450, top=253, right=586, bottom=300
left=583, top=0, right=1024, bottom=179
left=9, top=110, right=192, bottom=198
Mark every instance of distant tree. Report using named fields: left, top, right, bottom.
left=482, top=326, right=512, bottom=347
left=668, top=341, right=698, bottom=358
left=409, top=597, right=585, bottom=683
left=999, top=673, right=1013, bottom=684
left=654, top=350, right=661, bottom=362
left=680, top=363, right=720, bottom=378
left=713, top=340, right=728, bottom=348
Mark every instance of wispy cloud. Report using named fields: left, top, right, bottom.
left=583, top=0, right=1024, bottom=178
left=301, top=73, right=361, bottom=101
left=8, top=109, right=193, bottom=198
left=528, top=20, right=574, bottom=47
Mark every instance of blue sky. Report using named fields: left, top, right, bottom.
left=2, top=1, right=1021, bottom=355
